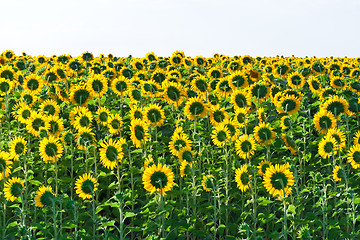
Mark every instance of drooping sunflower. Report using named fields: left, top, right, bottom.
left=9, top=136, right=27, bottom=161
left=23, top=74, right=44, bottom=94
left=230, top=88, right=251, bottom=110
left=4, top=177, right=24, bottom=202
left=184, top=96, right=208, bottom=121
left=211, top=124, right=230, bottom=147
left=34, top=186, right=55, bottom=208
left=254, top=122, right=275, bottom=145
left=73, top=111, right=93, bottom=131
left=325, top=128, right=346, bottom=151
left=108, top=114, right=123, bottom=135
left=39, top=99, right=60, bottom=116
left=39, top=136, right=64, bottom=163
left=234, top=164, right=252, bottom=192
left=87, top=74, right=108, bottom=97
left=235, top=134, right=256, bottom=159
left=143, top=104, right=165, bottom=127
left=320, top=95, right=349, bottom=118
left=130, top=118, right=150, bottom=148
left=263, top=163, right=295, bottom=199
left=347, top=144, right=360, bottom=169
left=161, top=81, right=185, bottom=106
left=0, top=151, right=12, bottom=180
left=25, top=111, right=48, bottom=137
left=257, top=160, right=272, bottom=176
left=276, top=94, right=301, bottom=115
left=202, top=174, right=216, bottom=192
left=332, top=166, right=342, bottom=182
left=70, top=84, right=92, bottom=106
left=75, top=127, right=96, bottom=150
left=313, top=110, right=337, bottom=134
left=75, top=173, right=98, bottom=200
left=318, top=136, right=338, bottom=159
left=46, top=115, right=64, bottom=138
left=111, top=76, right=129, bottom=98
left=287, top=72, right=306, bottom=89
left=142, top=163, right=175, bottom=196
left=96, top=106, right=110, bottom=126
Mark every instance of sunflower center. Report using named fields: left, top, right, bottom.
left=276, top=65, right=289, bottom=75
left=211, top=70, right=221, bottom=79
left=79, top=116, right=90, bottom=127
left=152, top=73, right=165, bottom=84
left=226, top=124, right=235, bottom=137
left=270, top=172, right=288, bottom=190
left=210, top=80, right=218, bottom=90
left=0, top=82, right=10, bottom=93
left=218, top=81, right=231, bottom=92
left=241, top=140, right=252, bottom=152
left=147, top=109, right=161, bottom=123
left=166, top=86, right=180, bottom=101
left=229, top=62, right=240, bottom=71
left=251, top=84, right=267, bottom=99
left=134, top=125, right=145, bottom=140
left=49, top=121, right=59, bottom=134
left=204, top=177, right=215, bottom=189
left=333, top=79, right=344, bottom=88
left=10, top=182, right=23, bottom=197
left=27, top=79, right=39, bottom=91
left=235, top=94, right=247, bottom=108
left=348, top=98, right=360, bottom=113
left=131, top=89, right=141, bottom=101
left=237, top=113, right=246, bottom=124
left=32, top=118, right=45, bottom=131
left=81, top=179, right=95, bottom=195
left=110, top=119, right=121, bottom=129
left=45, top=72, right=57, bottom=83
left=115, top=81, right=127, bottom=93
left=324, top=142, right=334, bottom=153
left=213, top=111, right=225, bottom=123
left=15, top=142, right=25, bottom=154
left=261, top=164, right=270, bottom=174
left=45, top=142, right=58, bottom=157
left=231, top=75, right=246, bottom=88
left=312, top=62, right=323, bottom=73
left=216, top=130, right=227, bottom=142
left=1, top=70, right=14, bottom=80
left=326, top=101, right=344, bottom=117
left=189, top=102, right=204, bottom=116
left=144, top=83, right=158, bottom=94
left=282, top=117, right=291, bottom=127
left=195, top=79, right=207, bottom=92
left=135, top=62, right=143, bottom=70
left=258, top=128, right=272, bottom=142
left=133, top=110, right=142, bottom=119
left=79, top=132, right=94, bottom=146
left=44, top=105, right=56, bottom=115
left=74, top=89, right=90, bottom=105
left=22, top=109, right=31, bottom=119
left=182, top=150, right=193, bottom=162
left=319, top=116, right=332, bottom=130
left=92, top=80, right=104, bottom=93
left=99, top=112, right=108, bottom=122
left=174, top=139, right=186, bottom=151
left=240, top=172, right=250, bottom=185
left=106, top=145, right=118, bottom=162
left=40, top=190, right=54, bottom=207
left=150, top=171, right=168, bottom=189
left=353, top=151, right=360, bottom=163
left=23, top=95, right=33, bottom=105
left=103, top=70, right=115, bottom=80
left=310, top=80, right=320, bottom=90
left=0, top=158, right=6, bottom=171
left=282, top=99, right=296, bottom=112
left=291, top=75, right=302, bottom=85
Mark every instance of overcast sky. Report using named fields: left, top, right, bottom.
left=1, top=0, right=359, bottom=58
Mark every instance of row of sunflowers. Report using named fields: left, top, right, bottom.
left=0, top=49, right=360, bottom=239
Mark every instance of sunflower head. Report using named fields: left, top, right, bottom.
left=254, top=122, right=275, bottom=145
left=4, top=177, right=24, bottom=202
left=202, top=174, right=216, bottom=192
left=142, top=163, right=175, bottom=196
left=75, top=173, right=98, bottom=200
left=263, top=163, right=295, bottom=199
left=35, top=186, right=55, bottom=208
left=235, top=164, right=252, bottom=192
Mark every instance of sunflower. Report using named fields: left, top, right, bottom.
left=87, top=75, right=108, bottom=97
left=319, top=88, right=337, bottom=102
left=142, top=163, right=175, bottom=196
left=211, top=124, right=230, bottom=147
left=0, top=65, right=18, bottom=82
left=99, top=138, right=124, bottom=170
left=145, top=52, right=158, bottom=62
left=282, top=133, right=296, bottom=155
left=209, top=105, right=228, bottom=126
left=132, top=58, right=145, bottom=70
left=235, top=134, right=256, bottom=159
left=73, top=111, right=93, bottom=131
left=9, top=136, right=27, bottom=161
left=0, top=151, right=12, bottom=180
left=231, top=89, right=251, bottom=110
left=0, top=77, right=14, bottom=96
left=263, top=163, right=295, bottom=199
left=349, top=81, right=360, bottom=95
left=228, top=71, right=248, bottom=89
left=34, top=186, right=55, bottom=208
left=161, top=81, right=185, bottom=106
left=208, top=67, right=223, bottom=80
left=216, top=77, right=233, bottom=97
left=3, top=49, right=15, bottom=60
left=194, top=56, right=206, bottom=67
left=325, top=128, right=346, bottom=151
left=330, top=77, right=346, bottom=90
left=249, top=81, right=270, bottom=103
left=143, top=104, right=165, bottom=127
left=4, top=177, right=24, bottom=202
left=235, top=164, right=251, bottom=192
left=313, top=110, right=337, bottom=134
left=320, top=95, right=349, bottom=118
left=75, top=127, right=96, bottom=150
left=202, top=174, right=216, bottom=192
left=184, top=96, right=208, bottom=121
left=39, top=99, right=60, bottom=116
left=233, top=107, right=249, bottom=128
left=353, top=131, right=360, bottom=145
left=108, top=114, right=123, bottom=135
left=22, top=74, right=43, bottom=95
left=254, top=122, right=275, bottom=145
left=39, top=136, right=64, bottom=163
left=318, top=136, right=338, bottom=159
left=180, top=161, right=192, bottom=178
left=130, top=119, right=149, bottom=148
left=144, top=156, right=154, bottom=169
left=346, top=144, right=360, bottom=169
left=276, top=94, right=301, bottom=115
left=69, top=106, right=91, bottom=126
left=70, top=84, right=92, bottom=106
left=168, top=127, right=192, bottom=155
left=26, top=111, right=48, bottom=137
left=46, top=115, right=64, bottom=138
left=280, top=115, right=291, bottom=130
left=307, top=76, right=322, bottom=94
left=287, top=72, right=305, bottom=89
left=272, top=62, right=290, bottom=77
left=102, top=68, right=117, bottom=81
left=332, top=166, right=342, bottom=182
left=96, top=106, right=110, bottom=126
left=128, top=86, right=143, bottom=104
left=247, top=66, right=261, bottom=82
left=111, top=76, right=129, bottom=98
left=151, top=69, right=167, bottom=85
left=14, top=102, right=32, bottom=124
left=192, top=76, right=209, bottom=97
left=74, top=173, right=98, bottom=201
left=223, top=119, right=239, bottom=142
left=257, top=160, right=272, bottom=176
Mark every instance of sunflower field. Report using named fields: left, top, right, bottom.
left=0, top=50, right=360, bottom=239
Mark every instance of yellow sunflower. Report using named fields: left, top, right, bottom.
left=70, top=84, right=92, bottom=106
left=99, top=138, right=124, bottom=170
left=209, top=104, right=229, bottom=127
left=87, top=74, right=108, bottom=97
left=234, top=164, right=251, bottom=192
left=0, top=151, right=12, bottom=180
left=230, top=88, right=251, bottom=110
left=184, top=96, right=208, bottom=121
left=75, top=173, right=98, bottom=200
left=130, top=118, right=149, bottom=148
left=142, top=163, right=175, bottom=196
left=108, top=114, right=123, bottom=135
left=168, top=127, right=192, bottom=156
left=161, top=81, right=185, bottom=106
left=263, top=163, right=295, bottom=199
left=228, top=71, right=248, bottom=89
left=325, top=128, right=346, bottom=151
left=202, top=174, right=216, bottom=192
left=257, top=160, right=272, bottom=176
left=111, top=76, right=129, bottom=98
left=307, top=76, right=322, bottom=94
left=25, top=111, right=48, bottom=137
left=143, top=104, right=165, bottom=127
left=4, top=177, right=24, bottom=202
left=23, top=74, right=44, bottom=94
left=39, top=99, right=60, bottom=116
left=282, top=133, right=296, bottom=155
left=13, top=102, right=32, bottom=124
left=320, top=95, right=349, bottom=118
left=9, top=136, right=27, bottom=161
left=287, top=72, right=306, bottom=89
left=211, top=124, right=230, bottom=147
left=192, top=76, right=209, bottom=97
left=46, top=115, right=64, bottom=138
left=332, top=166, right=342, bottom=182
left=318, top=136, right=338, bottom=159
left=129, top=105, right=143, bottom=121
left=249, top=81, right=270, bottom=103
left=75, top=127, right=96, bottom=150
left=34, top=186, right=55, bottom=208
left=39, top=136, right=64, bottom=163
left=73, top=111, right=93, bottom=131
left=254, top=122, right=275, bottom=145
left=276, top=94, right=301, bottom=115
left=280, top=115, right=292, bottom=130
left=0, top=77, right=15, bottom=96
left=347, top=144, right=360, bottom=169
left=235, top=134, right=256, bottom=159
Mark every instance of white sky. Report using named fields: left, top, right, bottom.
left=1, top=0, right=359, bottom=58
